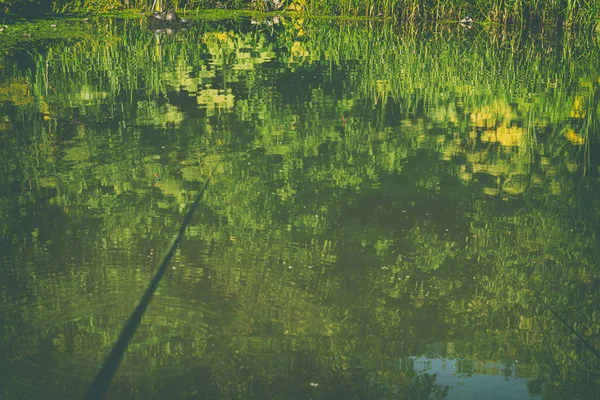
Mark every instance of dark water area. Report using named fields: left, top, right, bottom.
left=1, top=16, right=600, bottom=399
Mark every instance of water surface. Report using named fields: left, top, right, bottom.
left=1, top=16, right=600, bottom=399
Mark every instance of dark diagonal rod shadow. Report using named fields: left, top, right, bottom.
left=85, top=168, right=216, bottom=400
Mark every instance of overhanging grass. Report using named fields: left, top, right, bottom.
left=1, top=0, right=599, bottom=33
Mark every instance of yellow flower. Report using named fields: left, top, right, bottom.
left=480, top=125, right=523, bottom=147
left=570, top=95, right=586, bottom=118
left=564, top=128, right=584, bottom=145
left=288, top=0, right=306, bottom=11
left=291, top=41, right=309, bottom=57
left=469, top=100, right=513, bottom=128
left=216, top=32, right=229, bottom=42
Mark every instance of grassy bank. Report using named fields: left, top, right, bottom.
left=1, top=0, right=599, bottom=31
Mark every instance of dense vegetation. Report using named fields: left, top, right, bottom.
left=1, top=11, right=600, bottom=400
left=1, top=0, right=600, bottom=30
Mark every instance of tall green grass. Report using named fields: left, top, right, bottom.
left=300, top=0, right=600, bottom=28
left=1, top=0, right=599, bottom=32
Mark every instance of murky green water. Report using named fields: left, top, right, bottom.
left=1, top=16, right=600, bottom=399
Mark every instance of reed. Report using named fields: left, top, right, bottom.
left=1, top=0, right=599, bottom=32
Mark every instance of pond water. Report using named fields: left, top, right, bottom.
left=1, top=16, right=600, bottom=399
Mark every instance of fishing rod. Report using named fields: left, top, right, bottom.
left=84, top=165, right=217, bottom=400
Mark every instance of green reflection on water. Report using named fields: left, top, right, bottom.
left=0, top=16, right=599, bottom=400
